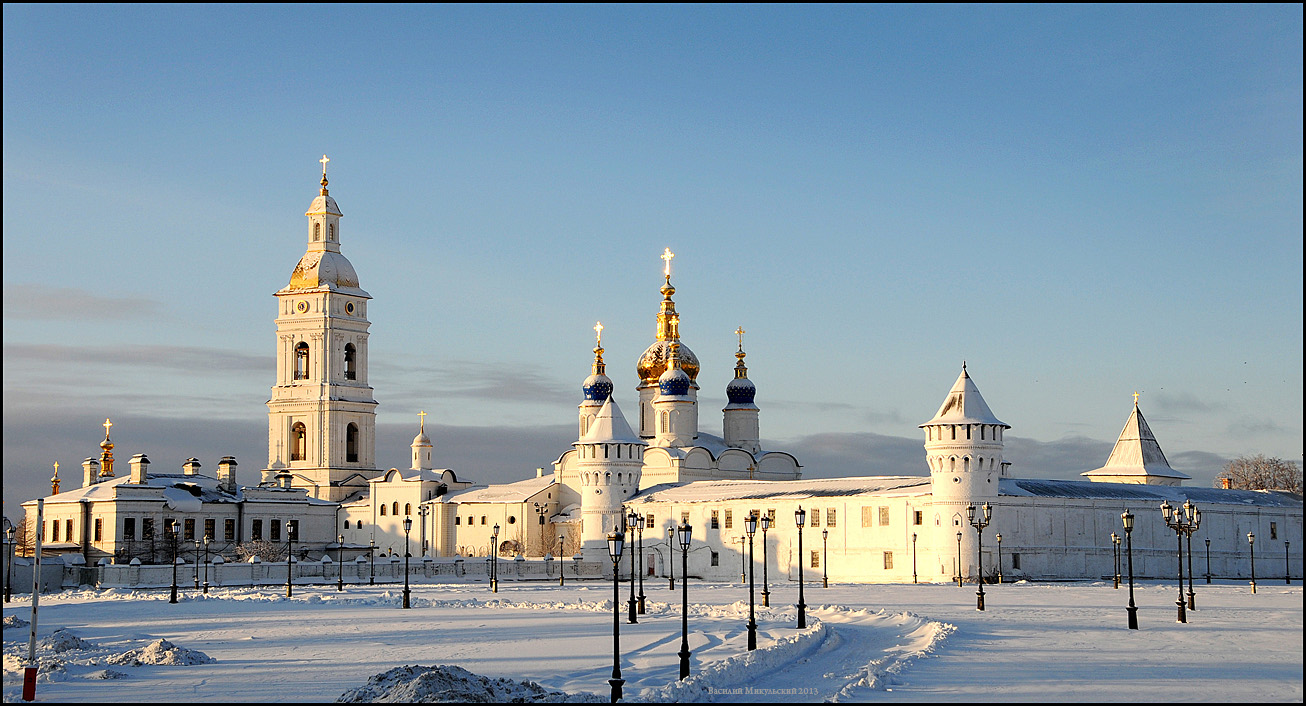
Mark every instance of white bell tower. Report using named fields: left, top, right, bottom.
left=266, top=156, right=380, bottom=501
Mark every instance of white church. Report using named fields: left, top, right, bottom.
left=21, top=161, right=1302, bottom=585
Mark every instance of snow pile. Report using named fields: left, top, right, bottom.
left=336, top=664, right=603, bottom=703
left=41, top=627, right=95, bottom=653
left=2, top=615, right=28, bottom=629
left=103, top=639, right=214, bottom=666
left=85, top=668, right=130, bottom=679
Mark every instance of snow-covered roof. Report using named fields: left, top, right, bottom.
left=1080, top=404, right=1190, bottom=481
left=1002, top=478, right=1301, bottom=508
left=920, top=366, right=1008, bottom=428
left=445, top=475, right=555, bottom=504
left=578, top=397, right=644, bottom=444
left=629, top=476, right=931, bottom=505
left=25, top=473, right=334, bottom=511
left=370, top=468, right=455, bottom=484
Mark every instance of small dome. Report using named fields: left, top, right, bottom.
left=305, top=194, right=342, bottom=217
left=726, top=376, right=756, bottom=404
left=412, top=431, right=432, bottom=447
left=637, top=340, right=700, bottom=383
left=288, top=250, right=361, bottom=291
left=582, top=373, right=613, bottom=401
left=658, top=365, right=692, bottom=397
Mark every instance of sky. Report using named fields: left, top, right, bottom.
left=3, top=5, right=1302, bottom=519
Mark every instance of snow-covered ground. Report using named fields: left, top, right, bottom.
left=2, top=578, right=1301, bottom=702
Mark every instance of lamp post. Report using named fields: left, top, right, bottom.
left=4, top=526, right=14, bottom=603
left=634, top=511, right=646, bottom=614
left=202, top=535, right=210, bottom=594
left=418, top=505, right=431, bottom=557
left=1111, top=532, right=1120, bottom=589
left=795, top=506, right=807, bottom=629
left=337, top=534, right=345, bottom=591
left=1159, top=500, right=1188, bottom=623
left=745, top=513, right=758, bottom=651
left=667, top=527, right=675, bottom=590
left=1183, top=504, right=1201, bottom=609
left=168, top=520, right=179, bottom=604
left=739, top=535, right=747, bottom=584
left=1122, top=511, right=1138, bottom=630
left=285, top=521, right=295, bottom=598
left=533, top=502, right=548, bottom=557
left=607, top=531, right=625, bottom=704
left=760, top=514, right=771, bottom=607
left=368, top=537, right=376, bottom=585
left=193, top=539, right=201, bottom=589
left=911, top=532, right=918, bottom=584
left=559, top=534, right=566, bottom=587
left=625, top=511, right=638, bottom=624
left=1248, top=532, right=1256, bottom=594
left=1286, top=541, right=1291, bottom=585
left=1204, top=538, right=1212, bottom=584
left=677, top=521, right=692, bottom=680
left=995, top=533, right=1003, bottom=584
left=955, top=531, right=963, bottom=588
left=402, top=517, right=412, bottom=609
left=491, top=523, right=499, bottom=593
left=821, top=528, right=829, bottom=589
left=967, top=503, right=991, bottom=611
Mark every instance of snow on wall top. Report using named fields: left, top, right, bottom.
left=629, top=476, right=931, bottom=505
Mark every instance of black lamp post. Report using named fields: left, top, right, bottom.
left=739, top=535, right=747, bottom=584
left=955, top=531, right=963, bottom=587
left=1122, top=511, right=1138, bottom=630
left=1285, top=541, right=1291, bottom=585
left=625, top=510, right=638, bottom=624
left=1248, top=532, right=1256, bottom=594
left=745, top=513, right=758, bottom=651
left=995, top=533, right=1003, bottom=584
left=1184, top=504, right=1201, bottom=609
left=821, top=528, right=829, bottom=589
left=402, top=517, right=412, bottom=609
left=911, top=532, right=918, bottom=584
left=368, top=537, right=376, bottom=585
left=795, top=506, right=807, bottom=629
left=193, top=539, right=201, bottom=589
left=607, top=531, right=625, bottom=704
left=634, top=511, right=646, bottom=614
left=202, top=535, right=210, bottom=594
left=1159, top=500, right=1188, bottom=623
left=1204, top=538, right=1212, bottom=583
left=419, top=504, right=431, bottom=557
left=667, top=527, right=675, bottom=590
left=677, top=521, right=692, bottom=680
left=491, top=523, right=499, bottom=593
left=760, top=514, right=771, bottom=607
left=168, top=520, right=179, bottom=604
left=559, top=534, right=566, bottom=587
left=285, top=521, right=295, bottom=598
left=967, top=503, right=991, bottom=611
left=1111, top=532, right=1121, bottom=589
left=4, top=526, right=13, bottom=603
left=337, top=534, right=345, bottom=591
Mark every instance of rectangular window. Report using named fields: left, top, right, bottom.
left=766, top=509, right=776, bottom=523
left=124, top=518, right=136, bottom=541
left=724, top=509, right=733, bottom=529
left=710, top=551, right=719, bottom=567
left=164, top=518, right=176, bottom=537
left=681, top=511, right=690, bottom=525
left=142, top=518, right=154, bottom=540
left=711, top=510, right=720, bottom=529
left=862, top=506, right=874, bottom=527
left=811, top=549, right=820, bottom=568
left=811, top=509, right=820, bottom=528
left=1012, top=553, right=1021, bottom=570
left=204, top=518, right=216, bottom=541
left=884, top=551, right=894, bottom=570
left=271, top=519, right=281, bottom=542
left=914, top=510, right=923, bottom=526
left=94, top=518, right=103, bottom=542
left=65, top=519, right=74, bottom=543
left=1270, top=522, right=1277, bottom=540
left=455, top=516, right=461, bottom=525
left=224, top=518, right=236, bottom=542
left=826, top=508, right=837, bottom=527
left=646, top=514, right=654, bottom=529
left=184, top=518, right=196, bottom=541
left=252, top=519, right=263, bottom=541
left=49, top=520, right=58, bottom=542
left=879, top=507, right=891, bottom=526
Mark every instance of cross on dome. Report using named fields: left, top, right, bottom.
left=1133, top=391, right=1140, bottom=406
left=52, top=461, right=59, bottom=478
left=418, top=410, right=427, bottom=432
left=594, top=321, right=603, bottom=346
left=103, top=418, right=112, bottom=438
left=735, top=326, right=746, bottom=351
left=661, top=247, right=675, bottom=278
left=319, top=154, right=330, bottom=176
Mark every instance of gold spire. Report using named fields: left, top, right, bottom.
left=319, top=154, right=330, bottom=194
left=51, top=461, right=61, bottom=495
left=592, top=321, right=606, bottom=375
left=1133, top=391, right=1140, bottom=407
left=734, top=326, right=749, bottom=379
left=656, top=249, right=680, bottom=342
left=99, top=418, right=115, bottom=478
left=418, top=410, right=427, bottom=434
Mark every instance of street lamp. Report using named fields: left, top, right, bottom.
left=5, top=526, right=14, bottom=603
left=607, top=531, right=625, bottom=704
left=559, top=534, right=566, bottom=587
left=955, top=531, right=963, bottom=588
left=677, top=521, right=692, bottom=680
left=667, top=527, right=675, bottom=590
left=760, top=514, right=771, bottom=608
left=911, top=532, right=918, bottom=584
left=1159, top=501, right=1188, bottom=623
left=625, top=510, right=639, bottom=624
left=967, top=503, right=991, bottom=611
left=1205, top=538, right=1212, bottom=584
left=739, top=535, right=747, bottom=584
left=745, top=513, right=758, bottom=651
left=368, top=537, right=376, bottom=585
left=418, top=505, right=431, bottom=557
left=337, top=534, right=345, bottom=591
left=168, top=520, right=179, bottom=604
left=821, top=528, right=829, bottom=589
left=1122, top=511, right=1138, bottom=630
left=1111, top=532, right=1121, bottom=589
left=402, top=517, right=412, bottom=609
left=285, top=521, right=295, bottom=598
left=202, top=535, right=210, bottom=594
left=1248, top=532, right=1256, bottom=594
left=534, top=503, right=548, bottom=558
left=491, top=523, right=500, bottom=593
left=795, top=506, right=807, bottom=629
left=194, top=539, right=201, bottom=589
left=633, top=511, right=646, bottom=614
left=995, top=533, right=1003, bottom=584
left=1184, top=504, right=1201, bottom=609
left=1286, top=541, right=1291, bottom=585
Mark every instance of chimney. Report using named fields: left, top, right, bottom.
left=217, top=456, right=238, bottom=494
left=128, top=454, right=150, bottom=484
left=82, top=458, right=101, bottom=487
left=183, top=458, right=201, bottom=476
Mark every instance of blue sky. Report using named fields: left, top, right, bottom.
left=3, top=5, right=1302, bottom=519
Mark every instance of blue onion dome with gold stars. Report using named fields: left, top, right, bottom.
left=725, top=329, right=756, bottom=405
left=658, top=342, right=693, bottom=397
left=583, top=322, right=614, bottom=401
left=637, top=249, right=700, bottom=383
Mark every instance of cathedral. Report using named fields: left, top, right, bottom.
left=18, top=161, right=1302, bottom=586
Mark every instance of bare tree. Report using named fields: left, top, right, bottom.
left=13, top=515, right=34, bottom=558
left=235, top=539, right=285, bottom=562
left=1216, top=455, right=1303, bottom=494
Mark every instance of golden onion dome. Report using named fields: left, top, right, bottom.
left=637, top=339, right=700, bottom=383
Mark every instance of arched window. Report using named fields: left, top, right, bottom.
left=980, top=425, right=986, bottom=440
left=966, top=425, right=972, bottom=440
left=380, top=504, right=387, bottom=516
left=328, top=223, right=335, bottom=240
left=344, top=343, right=356, bottom=380
left=291, top=422, right=307, bottom=461
left=404, top=503, right=411, bottom=516
left=294, top=342, right=310, bottom=380
left=313, top=223, right=321, bottom=241
left=346, top=423, right=359, bottom=463
left=392, top=501, right=399, bottom=516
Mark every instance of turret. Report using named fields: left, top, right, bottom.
left=579, top=322, right=613, bottom=438
left=635, top=248, right=700, bottom=438
left=411, top=412, right=434, bottom=471
left=217, top=456, right=238, bottom=494
left=576, top=397, right=646, bottom=561
left=652, top=342, right=696, bottom=447
left=722, top=327, right=760, bottom=454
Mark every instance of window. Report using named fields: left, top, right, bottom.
left=184, top=518, right=195, bottom=541
left=287, top=520, right=299, bottom=541
left=481, top=516, right=487, bottom=525
left=1270, top=522, right=1278, bottom=540
left=711, top=511, right=719, bottom=529
left=124, top=518, right=136, bottom=541
left=328, top=223, right=335, bottom=240
left=811, top=509, right=820, bottom=528
left=344, top=520, right=351, bottom=529
left=271, top=520, right=281, bottom=542
left=710, top=551, right=719, bottom=567
left=94, top=518, right=103, bottom=541
left=724, top=509, right=733, bottom=529
left=142, top=518, right=154, bottom=540
left=1012, top=553, right=1021, bottom=570
left=346, top=423, right=359, bottom=463
left=291, top=422, right=307, bottom=461
left=862, top=507, right=874, bottom=527
left=767, top=509, right=776, bottom=523
left=507, top=516, right=516, bottom=524
left=47, top=520, right=58, bottom=542
left=405, top=503, right=412, bottom=516
left=454, top=516, right=461, bottom=525
left=914, top=510, right=923, bottom=526
left=252, top=520, right=263, bottom=541
left=646, top=514, right=654, bottom=529
left=224, top=519, right=235, bottom=542
left=380, top=504, right=387, bottom=516
left=884, top=552, right=894, bottom=570
left=344, top=343, right=357, bottom=381
left=204, top=518, right=215, bottom=541
left=65, top=519, right=74, bottom=542
left=811, top=550, right=820, bottom=568
left=294, top=342, right=310, bottom=380
left=681, top=511, right=690, bottom=525
left=392, top=502, right=399, bottom=516
left=879, top=507, right=891, bottom=526
left=314, top=222, right=321, bottom=241
left=826, top=509, right=837, bottom=527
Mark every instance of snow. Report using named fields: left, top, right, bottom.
left=2, top=578, right=1300, bottom=702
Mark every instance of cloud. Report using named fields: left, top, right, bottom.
left=2, top=284, right=166, bottom=321
left=3, top=343, right=271, bottom=375
left=1151, top=391, right=1227, bottom=414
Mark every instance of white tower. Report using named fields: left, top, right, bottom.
left=636, top=248, right=699, bottom=440
left=577, top=397, right=646, bottom=561
left=411, top=411, right=434, bottom=472
left=266, top=157, right=379, bottom=502
left=921, top=364, right=1008, bottom=581
left=722, top=327, right=760, bottom=454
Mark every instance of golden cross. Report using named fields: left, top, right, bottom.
left=594, top=321, right=603, bottom=345
left=661, top=247, right=675, bottom=277
left=1133, top=391, right=1140, bottom=406
left=53, top=461, right=59, bottom=477
left=319, top=154, right=330, bottom=176
left=735, top=326, right=745, bottom=350
left=418, top=410, right=427, bottom=432
left=103, top=418, right=112, bottom=437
